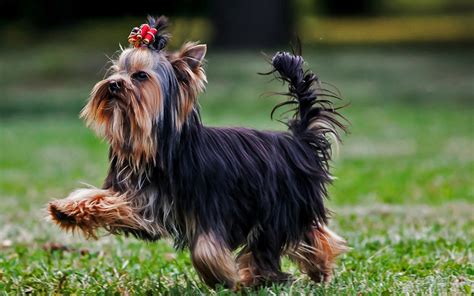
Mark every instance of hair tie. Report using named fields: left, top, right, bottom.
left=127, top=16, right=169, bottom=51
left=128, top=24, right=158, bottom=48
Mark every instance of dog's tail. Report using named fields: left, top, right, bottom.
left=270, top=51, right=347, bottom=159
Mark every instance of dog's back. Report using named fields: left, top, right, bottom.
left=165, top=50, right=348, bottom=287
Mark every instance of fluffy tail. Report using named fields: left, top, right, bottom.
left=270, top=51, right=347, bottom=159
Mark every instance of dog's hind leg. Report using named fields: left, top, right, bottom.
left=236, top=249, right=261, bottom=286
left=236, top=248, right=292, bottom=287
left=190, top=232, right=239, bottom=289
left=241, top=228, right=293, bottom=286
left=288, top=225, right=348, bottom=282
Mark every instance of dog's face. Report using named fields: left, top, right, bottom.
left=81, top=43, right=207, bottom=167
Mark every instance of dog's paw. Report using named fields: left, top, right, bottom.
left=47, top=189, right=115, bottom=238
left=48, top=201, right=77, bottom=226
left=47, top=188, right=147, bottom=239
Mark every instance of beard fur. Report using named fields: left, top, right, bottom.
left=80, top=77, right=163, bottom=171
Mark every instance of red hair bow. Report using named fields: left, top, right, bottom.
left=128, top=24, right=158, bottom=48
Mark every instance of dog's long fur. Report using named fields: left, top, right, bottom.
left=48, top=16, right=348, bottom=289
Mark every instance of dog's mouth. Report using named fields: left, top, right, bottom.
left=105, top=93, right=128, bottom=107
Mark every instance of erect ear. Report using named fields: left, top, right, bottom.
left=180, top=43, right=207, bottom=70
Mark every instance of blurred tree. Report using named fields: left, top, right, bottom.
left=210, top=0, right=293, bottom=48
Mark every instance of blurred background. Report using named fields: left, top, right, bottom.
left=1, top=0, right=472, bottom=204
left=0, top=0, right=473, bottom=293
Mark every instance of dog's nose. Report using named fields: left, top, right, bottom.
left=108, top=80, right=122, bottom=93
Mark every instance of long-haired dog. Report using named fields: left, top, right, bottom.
left=48, top=16, right=348, bottom=289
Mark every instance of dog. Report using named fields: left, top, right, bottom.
left=48, top=16, right=348, bottom=289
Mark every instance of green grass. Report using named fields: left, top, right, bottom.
left=0, top=42, right=473, bottom=294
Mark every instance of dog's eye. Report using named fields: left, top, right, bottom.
left=132, top=71, right=149, bottom=82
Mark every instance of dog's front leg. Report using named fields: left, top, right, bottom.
left=48, top=188, right=144, bottom=238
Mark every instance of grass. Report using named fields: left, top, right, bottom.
left=0, top=40, right=473, bottom=294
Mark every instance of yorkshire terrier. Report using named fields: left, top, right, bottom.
left=48, top=16, right=348, bottom=289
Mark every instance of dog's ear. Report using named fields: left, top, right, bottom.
left=178, top=43, right=207, bottom=70
left=169, top=42, right=207, bottom=85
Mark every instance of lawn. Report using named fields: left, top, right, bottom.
left=0, top=42, right=473, bottom=294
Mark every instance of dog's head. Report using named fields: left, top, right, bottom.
left=81, top=16, right=207, bottom=167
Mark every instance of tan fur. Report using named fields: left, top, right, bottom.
left=237, top=252, right=261, bottom=287
left=191, top=233, right=239, bottom=289
left=80, top=48, right=163, bottom=170
left=169, top=42, right=207, bottom=130
left=118, top=48, right=156, bottom=71
left=48, top=188, right=162, bottom=239
left=287, top=225, right=348, bottom=282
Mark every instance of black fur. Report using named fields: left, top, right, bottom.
left=147, top=15, right=170, bottom=51
left=104, top=49, right=347, bottom=278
